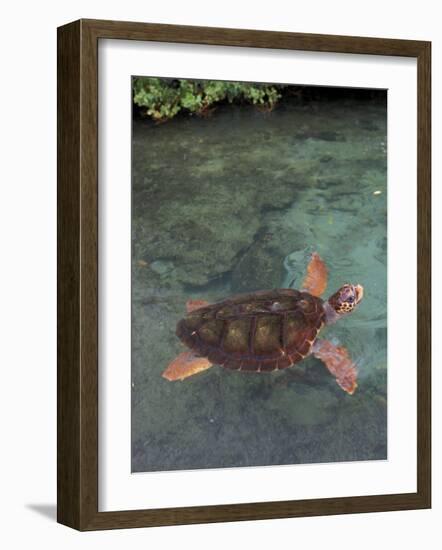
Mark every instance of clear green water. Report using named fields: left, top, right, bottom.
left=131, top=90, right=387, bottom=472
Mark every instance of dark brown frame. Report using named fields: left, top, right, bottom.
left=57, top=18, right=431, bottom=531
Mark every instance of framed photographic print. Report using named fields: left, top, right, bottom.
left=57, top=19, right=431, bottom=530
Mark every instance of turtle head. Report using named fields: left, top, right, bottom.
left=325, top=284, right=364, bottom=323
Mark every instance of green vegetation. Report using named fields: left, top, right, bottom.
left=133, top=77, right=284, bottom=122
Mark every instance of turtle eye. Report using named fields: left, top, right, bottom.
left=347, top=296, right=354, bottom=303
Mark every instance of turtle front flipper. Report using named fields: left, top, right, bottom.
left=301, top=252, right=328, bottom=297
left=312, top=339, right=357, bottom=394
left=162, top=350, right=213, bottom=381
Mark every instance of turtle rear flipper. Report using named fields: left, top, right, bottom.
left=162, top=350, right=213, bottom=381
left=312, top=339, right=358, bottom=394
left=186, top=299, right=210, bottom=313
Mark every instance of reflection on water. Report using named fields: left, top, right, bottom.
left=131, top=89, right=387, bottom=472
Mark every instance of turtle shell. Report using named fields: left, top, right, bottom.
left=176, top=289, right=325, bottom=372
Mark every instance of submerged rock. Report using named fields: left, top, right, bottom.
left=150, top=259, right=175, bottom=275
left=132, top=159, right=304, bottom=287
left=230, top=224, right=308, bottom=292
left=231, top=239, right=284, bottom=292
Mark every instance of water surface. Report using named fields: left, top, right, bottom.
left=131, top=89, right=387, bottom=472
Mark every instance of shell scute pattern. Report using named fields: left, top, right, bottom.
left=176, top=289, right=325, bottom=372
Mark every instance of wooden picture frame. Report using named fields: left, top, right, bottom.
left=57, top=18, right=431, bottom=530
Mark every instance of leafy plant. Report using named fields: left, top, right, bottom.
left=133, top=77, right=284, bottom=122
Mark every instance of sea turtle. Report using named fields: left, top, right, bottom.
left=162, top=252, right=364, bottom=394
